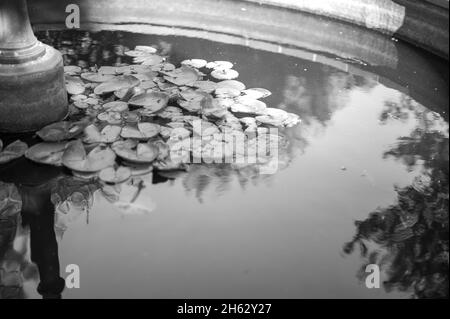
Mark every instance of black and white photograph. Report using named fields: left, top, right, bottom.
left=0, top=0, right=448, bottom=306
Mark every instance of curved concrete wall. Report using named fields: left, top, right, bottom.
left=243, top=0, right=448, bottom=58
left=29, top=0, right=449, bottom=58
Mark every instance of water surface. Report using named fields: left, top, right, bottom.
left=0, top=30, right=448, bottom=299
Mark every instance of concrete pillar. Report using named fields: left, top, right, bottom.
left=0, top=0, right=67, bottom=133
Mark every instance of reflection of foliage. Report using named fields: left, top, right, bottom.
left=344, top=108, right=449, bottom=299
left=38, top=30, right=173, bottom=69
left=51, top=176, right=102, bottom=237
left=278, top=71, right=377, bottom=155
left=0, top=183, right=37, bottom=299
left=39, top=30, right=129, bottom=68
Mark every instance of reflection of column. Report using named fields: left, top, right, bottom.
left=0, top=0, right=68, bottom=133
left=19, top=184, right=65, bottom=299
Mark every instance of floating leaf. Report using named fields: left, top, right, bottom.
left=83, top=124, right=122, bottom=144
left=120, top=123, right=161, bottom=140
left=168, top=127, right=191, bottom=140
left=74, top=101, right=89, bottom=109
left=132, top=71, right=158, bottom=82
left=129, top=91, right=169, bottom=113
left=163, top=66, right=201, bottom=86
left=25, top=142, right=67, bottom=166
left=122, top=111, right=141, bottom=124
left=137, top=55, right=164, bottom=66
left=231, top=96, right=267, bottom=115
left=126, top=164, right=153, bottom=176
left=97, top=111, right=123, bottom=125
left=37, top=121, right=86, bottom=142
left=64, top=65, right=82, bottom=75
left=155, top=106, right=182, bottom=119
left=216, top=80, right=246, bottom=91
left=181, top=59, right=207, bottom=68
left=125, top=50, right=154, bottom=57
left=242, top=88, right=272, bottom=99
left=192, top=80, right=217, bottom=93
left=97, top=66, right=117, bottom=75
left=0, top=140, right=28, bottom=164
left=65, top=75, right=85, bottom=95
left=112, top=140, right=159, bottom=164
left=81, top=72, right=116, bottom=83
left=70, top=94, right=88, bottom=102
left=255, top=108, right=300, bottom=127
left=152, top=140, right=170, bottom=160
left=94, top=75, right=140, bottom=95
left=211, top=69, right=239, bottom=80
left=215, top=87, right=241, bottom=98
left=192, top=120, right=220, bottom=137
left=135, top=45, right=157, bottom=54
left=206, top=61, right=233, bottom=70
left=99, top=166, right=131, bottom=184
left=62, top=140, right=116, bottom=172
left=240, top=117, right=258, bottom=132
left=85, top=97, right=100, bottom=105
left=103, top=101, right=129, bottom=112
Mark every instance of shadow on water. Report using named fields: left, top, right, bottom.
left=0, top=29, right=448, bottom=298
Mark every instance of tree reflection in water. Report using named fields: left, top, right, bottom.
left=344, top=100, right=449, bottom=299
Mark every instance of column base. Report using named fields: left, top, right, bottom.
left=0, top=43, right=68, bottom=133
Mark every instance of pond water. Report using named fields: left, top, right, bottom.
left=0, top=29, right=448, bottom=299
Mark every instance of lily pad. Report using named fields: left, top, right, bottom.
left=37, top=121, right=86, bottom=142
left=125, top=49, right=156, bottom=57
left=99, top=166, right=131, bottom=184
left=192, top=80, right=217, bottom=93
left=255, top=108, right=300, bottom=127
left=64, top=65, right=82, bottom=75
left=136, top=55, right=165, bottom=66
left=0, top=140, right=28, bottom=164
left=83, top=124, right=122, bottom=144
left=181, top=59, right=207, bottom=69
left=103, top=101, right=129, bottom=112
left=97, top=111, right=123, bottom=125
left=74, top=101, right=89, bottom=109
left=242, top=88, right=272, bottom=99
left=156, top=106, right=183, bottom=119
left=152, top=140, right=170, bottom=160
left=81, top=72, right=116, bottom=83
left=231, top=97, right=267, bottom=115
left=112, top=140, right=159, bottom=164
left=215, top=87, right=241, bottom=98
left=163, top=66, right=201, bottom=86
left=122, top=111, right=141, bottom=124
left=62, top=140, right=116, bottom=173
left=135, top=45, right=157, bottom=54
left=120, top=123, right=161, bottom=140
left=94, top=75, right=140, bottom=95
left=192, top=120, right=220, bottom=137
left=216, top=80, right=246, bottom=91
left=97, top=66, right=118, bottom=75
left=129, top=91, right=169, bottom=113
left=25, top=142, right=67, bottom=166
left=65, top=75, right=85, bottom=95
left=206, top=61, right=233, bottom=70
left=211, top=69, right=239, bottom=80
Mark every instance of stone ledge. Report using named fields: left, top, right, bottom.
left=28, top=0, right=448, bottom=58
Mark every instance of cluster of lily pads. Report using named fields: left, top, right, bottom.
left=1, top=45, right=300, bottom=184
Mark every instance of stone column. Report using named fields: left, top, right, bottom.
left=0, top=0, right=67, bottom=133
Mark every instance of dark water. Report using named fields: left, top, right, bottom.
left=0, top=30, right=448, bottom=299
